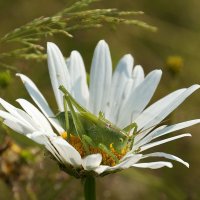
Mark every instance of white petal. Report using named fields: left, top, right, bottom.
left=66, top=57, right=70, bottom=66
left=28, top=132, right=63, bottom=163
left=0, top=98, right=35, bottom=129
left=27, top=131, right=52, bottom=144
left=0, top=110, right=21, bottom=122
left=134, top=125, right=167, bottom=145
left=117, top=70, right=162, bottom=128
left=89, top=40, right=112, bottom=115
left=138, top=119, right=200, bottom=147
left=135, top=88, right=185, bottom=131
left=47, top=42, right=71, bottom=111
left=139, top=133, right=191, bottom=152
left=132, top=161, right=173, bottom=169
left=94, top=165, right=110, bottom=174
left=16, top=73, right=64, bottom=133
left=82, top=154, right=102, bottom=170
left=132, top=125, right=167, bottom=152
left=136, top=85, right=200, bottom=131
left=0, top=110, right=34, bottom=133
left=16, top=99, right=54, bottom=134
left=106, top=54, right=133, bottom=122
left=14, top=109, right=39, bottom=130
left=4, top=119, right=33, bottom=135
left=50, top=136, right=82, bottom=167
left=110, top=154, right=142, bottom=170
left=131, top=65, right=145, bottom=89
left=121, top=65, right=145, bottom=105
left=142, top=152, right=189, bottom=168
left=94, top=154, right=142, bottom=174
left=68, top=50, right=89, bottom=108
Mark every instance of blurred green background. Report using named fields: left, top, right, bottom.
left=0, top=0, right=200, bottom=199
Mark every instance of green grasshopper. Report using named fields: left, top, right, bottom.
left=58, top=86, right=138, bottom=163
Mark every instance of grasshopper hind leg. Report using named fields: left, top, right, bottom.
left=63, top=93, right=90, bottom=154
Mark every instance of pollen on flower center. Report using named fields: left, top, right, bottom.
left=62, top=134, right=127, bottom=167
left=61, top=131, right=67, bottom=139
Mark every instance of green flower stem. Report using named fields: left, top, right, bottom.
left=84, top=176, right=96, bottom=200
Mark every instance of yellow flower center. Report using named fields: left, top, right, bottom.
left=61, top=132, right=127, bottom=167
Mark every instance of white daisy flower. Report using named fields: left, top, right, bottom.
left=0, top=40, right=199, bottom=178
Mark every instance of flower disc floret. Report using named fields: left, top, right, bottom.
left=61, top=133, right=127, bottom=167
